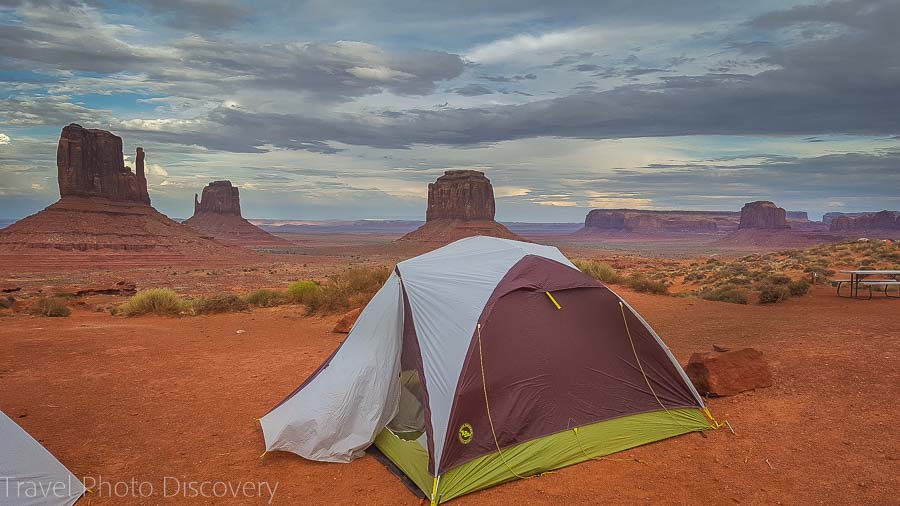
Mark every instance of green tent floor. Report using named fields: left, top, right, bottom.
left=374, top=407, right=712, bottom=504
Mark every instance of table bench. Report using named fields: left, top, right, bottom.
left=835, top=270, right=900, bottom=299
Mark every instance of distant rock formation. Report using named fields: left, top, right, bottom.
left=785, top=211, right=808, bottom=220
left=194, top=180, right=241, bottom=216
left=822, top=212, right=870, bottom=225
left=738, top=201, right=789, bottom=230
left=426, top=170, right=495, bottom=221
left=582, top=209, right=727, bottom=234
left=184, top=181, right=289, bottom=247
left=829, top=210, right=900, bottom=232
left=0, top=124, right=240, bottom=264
left=57, top=123, right=150, bottom=204
left=399, top=170, right=522, bottom=243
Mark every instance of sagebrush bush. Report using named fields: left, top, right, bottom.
left=573, top=259, right=621, bottom=284
left=758, top=283, right=790, bottom=304
left=243, top=289, right=286, bottom=307
left=788, top=279, right=811, bottom=296
left=699, top=285, right=748, bottom=304
left=0, top=296, right=15, bottom=309
left=29, top=297, right=71, bottom=317
left=625, top=274, right=669, bottom=295
left=190, top=294, right=249, bottom=314
left=119, top=288, right=185, bottom=316
left=303, top=265, right=392, bottom=314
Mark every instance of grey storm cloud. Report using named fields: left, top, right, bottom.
left=3, top=0, right=900, bottom=155
left=114, top=0, right=252, bottom=31
left=108, top=0, right=897, bottom=153
left=450, top=83, right=494, bottom=96
left=0, top=2, right=466, bottom=100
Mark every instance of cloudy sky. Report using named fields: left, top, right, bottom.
left=1, top=0, right=899, bottom=221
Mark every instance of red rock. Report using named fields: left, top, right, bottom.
left=684, top=347, right=773, bottom=396
left=57, top=123, right=150, bottom=204
left=184, top=181, right=289, bottom=247
left=332, top=307, right=363, bottom=333
left=738, top=201, right=789, bottom=230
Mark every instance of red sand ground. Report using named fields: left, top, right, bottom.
left=1, top=283, right=897, bottom=504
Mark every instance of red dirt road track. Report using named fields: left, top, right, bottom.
left=1, top=287, right=898, bottom=504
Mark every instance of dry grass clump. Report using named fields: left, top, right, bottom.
left=118, top=288, right=185, bottom=316
left=573, top=259, right=622, bottom=284
left=624, top=274, right=669, bottom=295
left=190, top=294, right=249, bottom=315
left=302, top=265, right=392, bottom=314
left=243, top=289, right=286, bottom=307
left=29, top=297, right=71, bottom=317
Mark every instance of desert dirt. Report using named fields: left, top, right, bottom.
left=1, top=234, right=898, bottom=505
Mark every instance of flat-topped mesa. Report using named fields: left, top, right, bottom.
left=738, top=201, right=789, bottom=230
left=583, top=209, right=726, bottom=233
left=426, top=170, right=495, bottom=221
left=57, top=123, right=150, bottom=204
left=830, top=210, right=900, bottom=231
left=193, top=180, right=242, bottom=216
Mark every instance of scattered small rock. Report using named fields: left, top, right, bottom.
left=235, top=329, right=246, bottom=334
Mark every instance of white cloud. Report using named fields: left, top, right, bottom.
left=0, top=133, right=9, bottom=145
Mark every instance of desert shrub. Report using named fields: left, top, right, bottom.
left=699, top=285, right=748, bottom=304
left=625, top=274, right=669, bottom=295
left=29, top=297, right=71, bottom=317
left=119, top=288, right=185, bottom=316
left=53, top=292, right=76, bottom=299
left=303, top=265, right=392, bottom=314
left=0, top=296, right=15, bottom=309
left=788, top=279, right=811, bottom=296
left=765, top=274, right=791, bottom=285
left=286, top=280, right=321, bottom=304
left=190, top=293, right=249, bottom=314
left=573, top=259, right=621, bottom=284
left=243, top=289, right=286, bottom=307
left=758, top=283, right=790, bottom=304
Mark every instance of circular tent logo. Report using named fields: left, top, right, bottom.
left=458, top=423, right=474, bottom=444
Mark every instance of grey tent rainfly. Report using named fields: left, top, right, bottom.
left=1, top=410, right=86, bottom=505
left=260, top=236, right=722, bottom=504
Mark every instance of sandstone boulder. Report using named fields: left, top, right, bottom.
left=332, top=307, right=363, bottom=333
left=738, top=201, right=788, bottom=230
left=426, top=170, right=495, bottom=221
left=57, top=123, right=150, bottom=204
left=685, top=347, right=773, bottom=396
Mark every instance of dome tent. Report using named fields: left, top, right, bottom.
left=1, top=410, right=85, bottom=505
left=261, top=236, right=717, bottom=504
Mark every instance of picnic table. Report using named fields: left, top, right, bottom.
left=835, top=270, right=900, bottom=299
